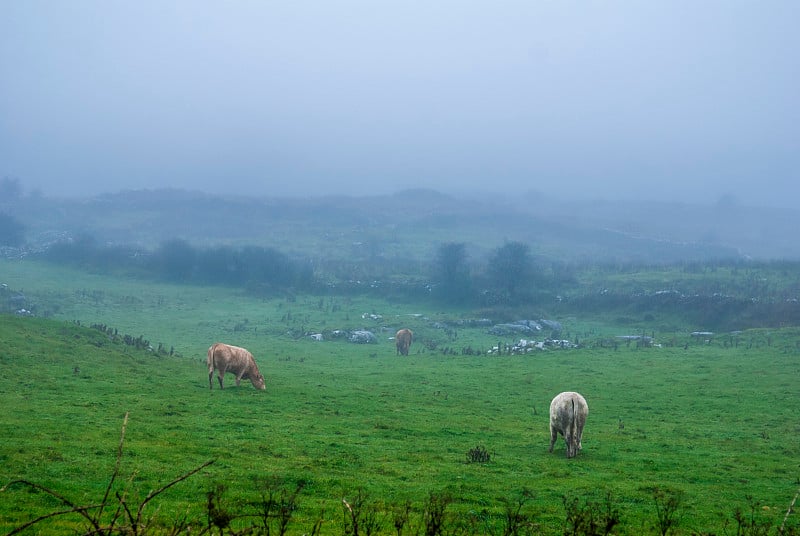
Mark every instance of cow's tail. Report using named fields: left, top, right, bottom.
left=569, top=398, right=579, bottom=455
left=207, top=344, right=216, bottom=371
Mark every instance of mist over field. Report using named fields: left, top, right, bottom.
left=3, top=0, right=799, bottom=258
left=3, top=178, right=800, bottom=263
left=1, top=1, right=798, bottom=209
left=0, top=184, right=795, bottom=260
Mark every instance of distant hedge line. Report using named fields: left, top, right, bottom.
left=40, top=237, right=314, bottom=294
left=33, top=236, right=800, bottom=331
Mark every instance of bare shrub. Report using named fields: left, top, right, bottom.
left=646, top=486, right=683, bottom=536
left=562, top=490, right=621, bottom=536
left=499, top=488, right=539, bottom=536
left=249, top=476, right=307, bottom=535
left=422, top=492, right=453, bottom=536
left=342, top=488, right=384, bottom=536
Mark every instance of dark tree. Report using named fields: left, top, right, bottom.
left=195, top=245, right=236, bottom=285
left=239, top=245, right=296, bottom=287
left=191, top=245, right=313, bottom=291
left=487, top=241, right=533, bottom=301
left=153, top=239, right=197, bottom=282
left=432, top=242, right=472, bottom=304
left=44, top=233, right=97, bottom=265
left=0, top=212, right=25, bottom=247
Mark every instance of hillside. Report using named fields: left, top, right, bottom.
left=2, top=307, right=799, bottom=534
left=5, top=188, right=799, bottom=263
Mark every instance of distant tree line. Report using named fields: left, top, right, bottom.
left=33, top=235, right=566, bottom=305
left=153, top=239, right=314, bottom=293
left=28, top=233, right=800, bottom=330
left=39, top=237, right=313, bottom=295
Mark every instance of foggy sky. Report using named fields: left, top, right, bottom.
left=1, top=1, right=798, bottom=207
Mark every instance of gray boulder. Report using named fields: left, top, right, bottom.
left=349, top=330, right=377, bottom=344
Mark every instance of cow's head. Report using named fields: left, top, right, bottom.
left=252, top=373, right=266, bottom=390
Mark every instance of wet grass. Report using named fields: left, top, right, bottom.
left=1, top=259, right=799, bottom=534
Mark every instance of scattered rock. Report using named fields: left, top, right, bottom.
left=348, top=330, right=377, bottom=344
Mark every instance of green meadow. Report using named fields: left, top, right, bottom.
left=1, top=259, right=799, bottom=535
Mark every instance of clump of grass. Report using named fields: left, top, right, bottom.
left=466, top=445, right=491, bottom=463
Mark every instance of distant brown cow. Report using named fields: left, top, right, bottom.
left=207, top=343, right=266, bottom=390
left=549, top=391, right=588, bottom=458
left=395, top=329, right=413, bottom=356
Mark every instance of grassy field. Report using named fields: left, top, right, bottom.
left=1, top=259, right=799, bottom=535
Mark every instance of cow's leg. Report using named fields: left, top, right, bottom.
left=209, top=370, right=214, bottom=390
left=565, top=430, right=576, bottom=458
left=549, top=425, right=557, bottom=453
left=235, top=372, right=244, bottom=386
left=217, top=372, right=225, bottom=389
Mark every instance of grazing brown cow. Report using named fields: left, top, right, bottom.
left=395, top=328, right=413, bottom=356
left=549, top=391, right=588, bottom=458
left=207, top=343, right=266, bottom=390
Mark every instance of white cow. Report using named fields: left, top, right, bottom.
left=549, top=391, right=588, bottom=458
